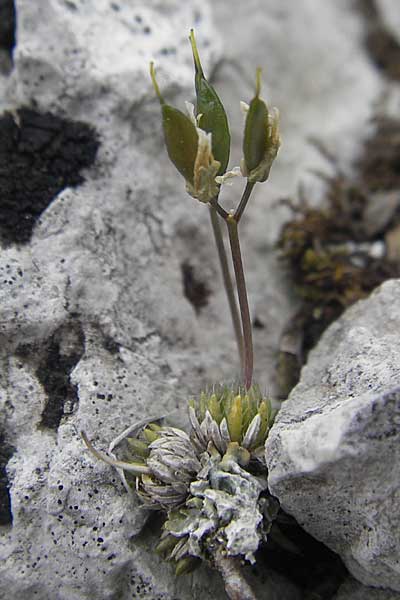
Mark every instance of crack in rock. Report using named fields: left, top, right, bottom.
left=0, top=0, right=15, bottom=69
left=0, top=429, right=15, bottom=525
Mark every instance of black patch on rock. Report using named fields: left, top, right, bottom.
left=181, top=261, right=210, bottom=314
left=36, top=323, right=85, bottom=430
left=0, top=108, right=99, bottom=245
left=0, top=431, right=15, bottom=526
left=0, top=0, right=16, bottom=59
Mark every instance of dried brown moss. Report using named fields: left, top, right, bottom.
left=277, top=117, right=400, bottom=398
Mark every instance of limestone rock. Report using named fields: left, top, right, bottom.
left=267, top=279, right=400, bottom=591
left=0, top=0, right=395, bottom=598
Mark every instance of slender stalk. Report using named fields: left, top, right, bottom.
left=209, top=196, right=229, bottom=220
left=213, top=550, right=257, bottom=600
left=209, top=205, right=244, bottom=372
left=234, top=181, right=255, bottom=223
left=227, top=215, right=253, bottom=389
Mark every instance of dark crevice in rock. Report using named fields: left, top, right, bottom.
left=358, top=0, right=400, bottom=82
left=258, top=509, right=348, bottom=599
left=0, top=430, right=15, bottom=526
left=34, top=322, right=85, bottom=430
left=102, top=334, right=120, bottom=355
left=0, top=108, right=99, bottom=246
left=0, top=0, right=16, bottom=72
left=181, top=261, right=210, bottom=314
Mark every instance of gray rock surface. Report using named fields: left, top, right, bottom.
left=267, top=279, right=400, bottom=591
left=334, top=577, right=400, bottom=600
left=0, top=0, right=397, bottom=598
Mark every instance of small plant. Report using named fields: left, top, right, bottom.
left=82, top=30, right=280, bottom=599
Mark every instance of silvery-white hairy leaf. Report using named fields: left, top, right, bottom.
left=219, top=417, right=231, bottom=447
left=242, top=414, right=261, bottom=449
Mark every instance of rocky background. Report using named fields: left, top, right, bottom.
left=1, top=0, right=400, bottom=598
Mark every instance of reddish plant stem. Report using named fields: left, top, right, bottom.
left=227, top=214, right=253, bottom=389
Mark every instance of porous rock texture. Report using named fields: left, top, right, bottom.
left=334, top=577, right=400, bottom=600
left=267, top=279, right=400, bottom=592
left=0, top=0, right=397, bottom=598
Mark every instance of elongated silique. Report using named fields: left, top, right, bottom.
left=189, top=29, right=231, bottom=176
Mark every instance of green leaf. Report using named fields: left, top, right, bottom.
left=189, top=30, right=230, bottom=175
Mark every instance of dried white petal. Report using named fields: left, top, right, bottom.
left=185, top=101, right=197, bottom=126
left=240, top=101, right=249, bottom=116
left=186, top=128, right=220, bottom=203
left=215, top=166, right=241, bottom=185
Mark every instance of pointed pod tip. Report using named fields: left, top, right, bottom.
left=189, top=28, right=204, bottom=77
left=255, top=67, right=262, bottom=97
left=149, top=61, right=164, bottom=104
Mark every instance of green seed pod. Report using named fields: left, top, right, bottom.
left=242, top=68, right=281, bottom=183
left=189, top=30, right=230, bottom=175
left=150, top=62, right=198, bottom=185
left=243, top=68, right=268, bottom=173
